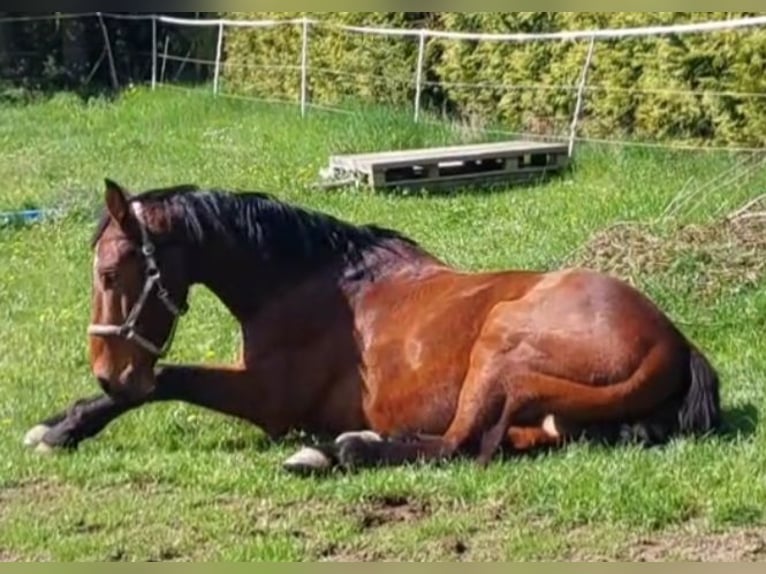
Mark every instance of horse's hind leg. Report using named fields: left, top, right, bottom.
left=284, top=381, right=561, bottom=473
left=284, top=356, right=518, bottom=473
left=506, top=416, right=566, bottom=453
left=329, top=359, right=675, bottom=471
left=282, top=381, right=501, bottom=473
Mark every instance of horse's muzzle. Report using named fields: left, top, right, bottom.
left=96, top=367, right=156, bottom=403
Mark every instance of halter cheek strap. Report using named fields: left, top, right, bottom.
left=87, top=203, right=188, bottom=358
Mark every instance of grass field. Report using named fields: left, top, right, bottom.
left=1, top=87, right=766, bottom=561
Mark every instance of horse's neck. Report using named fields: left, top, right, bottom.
left=185, top=243, right=275, bottom=320
left=186, top=235, right=438, bottom=321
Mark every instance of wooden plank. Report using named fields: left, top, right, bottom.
left=330, top=140, right=567, bottom=172
left=332, top=140, right=566, bottom=163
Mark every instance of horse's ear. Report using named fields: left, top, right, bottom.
left=104, top=178, right=131, bottom=224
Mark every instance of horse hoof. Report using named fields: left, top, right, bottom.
left=282, top=447, right=332, bottom=475
left=542, top=415, right=560, bottom=438
left=23, top=424, right=51, bottom=449
left=34, top=441, right=56, bottom=455
left=334, top=430, right=383, bottom=445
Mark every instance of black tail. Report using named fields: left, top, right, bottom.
left=677, top=345, right=721, bottom=435
left=581, top=344, right=722, bottom=447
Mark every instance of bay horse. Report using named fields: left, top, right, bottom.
left=23, top=179, right=721, bottom=473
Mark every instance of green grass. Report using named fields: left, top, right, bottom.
left=1, top=86, right=765, bottom=561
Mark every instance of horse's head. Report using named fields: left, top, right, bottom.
left=88, top=179, right=189, bottom=401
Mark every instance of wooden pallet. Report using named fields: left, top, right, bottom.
left=320, top=140, right=569, bottom=191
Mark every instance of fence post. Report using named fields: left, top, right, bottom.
left=151, top=15, right=157, bottom=90
left=213, top=20, right=224, bottom=95
left=413, top=30, right=426, bottom=123
left=96, top=12, right=119, bottom=91
left=300, top=17, right=310, bottom=118
left=160, top=35, right=169, bottom=83
left=567, top=35, right=595, bottom=158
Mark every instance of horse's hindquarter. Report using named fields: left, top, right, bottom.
left=479, top=268, right=688, bottom=387
left=358, top=266, right=690, bottom=437
left=356, top=268, right=543, bottom=435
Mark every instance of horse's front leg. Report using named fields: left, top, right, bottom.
left=151, top=363, right=280, bottom=433
left=23, top=393, right=146, bottom=452
left=24, top=363, right=269, bottom=453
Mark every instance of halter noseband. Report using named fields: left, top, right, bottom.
left=87, top=203, right=188, bottom=358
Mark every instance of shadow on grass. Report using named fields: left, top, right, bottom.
left=368, top=169, right=572, bottom=199
left=0, top=82, right=117, bottom=107
left=205, top=399, right=758, bottom=465
left=719, top=402, right=759, bottom=441
left=488, top=402, right=760, bottom=463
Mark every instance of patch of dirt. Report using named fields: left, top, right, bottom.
left=356, top=494, right=431, bottom=531
left=558, top=524, right=766, bottom=562
left=443, top=536, right=469, bottom=558
left=147, top=547, right=187, bottom=562
left=0, top=478, right=74, bottom=519
left=314, top=494, right=434, bottom=561
left=106, top=548, right=127, bottom=562
left=620, top=526, right=766, bottom=562
left=0, top=477, right=175, bottom=518
left=69, top=518, right=104, bottom=535
left=567, top=193, right=766, bottom=299
left=318, top=545, right=388, bottom=562
left=0, top=550, right=24, bottom=562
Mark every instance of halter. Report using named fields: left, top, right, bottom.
left=87, top=203, right=188, bottom=358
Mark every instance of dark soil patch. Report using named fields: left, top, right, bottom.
left=445, top=536, right=469, bottom=557
left=318, top=545, right=388, bottom=562
left=357, top=494, right=431, bottom=530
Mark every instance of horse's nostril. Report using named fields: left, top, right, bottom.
left=96, top=377, right=111, bottom=393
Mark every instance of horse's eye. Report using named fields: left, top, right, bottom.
left=100, top=270, right=117, bottom=289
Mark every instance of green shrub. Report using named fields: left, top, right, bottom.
left=224, top=12, right=426, bottom=107
left=222, top=12, right=766, bottom=146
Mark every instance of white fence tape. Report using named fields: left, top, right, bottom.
left=89, top=12, right=766, bottom=41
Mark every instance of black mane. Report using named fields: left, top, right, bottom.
left=92, top=184, right=419, bottom=268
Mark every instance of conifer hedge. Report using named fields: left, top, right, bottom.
left=223, top=12, right=766, bottom=146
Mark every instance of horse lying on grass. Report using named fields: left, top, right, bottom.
left=24, top=180, right=721, bottom=473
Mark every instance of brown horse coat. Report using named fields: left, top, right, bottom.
left=24, top=180, right=721, bottom=472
